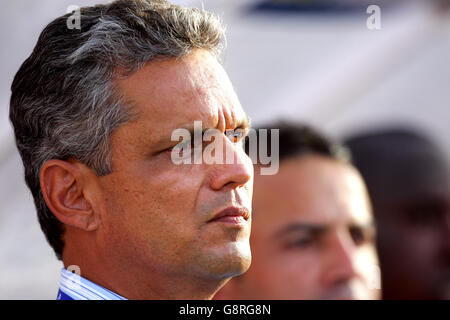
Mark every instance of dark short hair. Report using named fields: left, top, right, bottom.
left=344, top=127, right=449, bottom=205
left=9, top=0, right=225, bottom=260
left=245, top=121, right=351, bottom=164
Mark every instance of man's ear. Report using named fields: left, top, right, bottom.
left=40, top=159, right=101, bottom=231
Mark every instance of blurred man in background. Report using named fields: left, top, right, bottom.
left=215, top=123, right=381, bottom=300
left=345, top=128, right=450, bottom=300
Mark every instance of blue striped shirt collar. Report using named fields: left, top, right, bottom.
left=57, top=267, right=127, bottom=300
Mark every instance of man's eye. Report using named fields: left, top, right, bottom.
left=349, top=226, right=373, bottom=246
left=167, top=140, right=194, bottom=158
left=227, top=130, right=246, bottom=143
left=285, top=237, right=315, bottom=249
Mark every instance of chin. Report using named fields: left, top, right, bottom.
left=201, top=239, right=252, bottom=280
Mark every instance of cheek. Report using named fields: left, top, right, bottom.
left=98, top=169, right=209, bottom=267
left=249, top=237, right=321, bottom=294
left=404, top=228, right=441, bottom=254
left=112, top=163, right=203, bottom=212
left=355, top=246, right=381, bottom=291
left=275, top=258, right=320, bottom=294
left=99, top=165, right=206, bottom=245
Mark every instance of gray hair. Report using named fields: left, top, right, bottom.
left=9, top=0, right=226, bottom=260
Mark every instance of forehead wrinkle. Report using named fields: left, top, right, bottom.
left=191, top=52, right=245, bottom=132
left=214, top=78, right=247, bottom=131
left=190, top=84, right=245, bottom=133
left=216, top=99, right=249, bottom=132
left=193, top=80, right=229, bottom=132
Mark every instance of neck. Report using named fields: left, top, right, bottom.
left=62, top=240, right=228, bottom=299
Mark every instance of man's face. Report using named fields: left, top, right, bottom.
left=96, top=50, right=253, bottom=289
left=233, top=155, right=380, bottom=299
left=373, top=153, right=450, bottom=300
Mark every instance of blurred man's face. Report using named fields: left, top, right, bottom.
left=373, top=151, right=450, bottom=300
left=96, top=50, right=253, bottom=296
left=227, top=155, right=380, bottom=299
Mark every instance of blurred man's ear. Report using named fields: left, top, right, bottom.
left=40, top=159, right=100, bottom=231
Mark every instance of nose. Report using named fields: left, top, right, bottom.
left=321, top=231, right=358, bottom=287
left=209, top=134, right=253, bottom=191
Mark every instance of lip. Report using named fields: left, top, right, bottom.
left=208, top=206, right=250, bottom=224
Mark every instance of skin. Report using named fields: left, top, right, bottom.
left=215, top=155, right=381, bottom=300
left=40, top=49, right=254, bottom=299
left=367, top=145, right=450, bottom=300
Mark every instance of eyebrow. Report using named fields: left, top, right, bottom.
left=236, top=114, right=251, bottom=130
left=151, top=113, right=251, bottom=153
left=178, top=113, right=251, bottom=138
left=272, top=223, right=329, bottom=240
left=272, top=221, right=376, bottom=240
